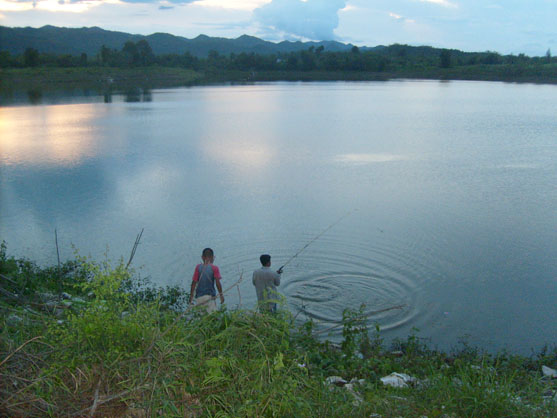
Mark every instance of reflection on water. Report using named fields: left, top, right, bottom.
left=27, top=88, right=43, bottom=105
left=124, top=88, right=152, bottom=103
left=334, top=153, right=409, bottom=164
left=0, top=103, right=103, bottom=166
left=1, top=81, right=556, bottom=353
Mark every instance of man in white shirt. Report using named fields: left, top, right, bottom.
left=252, top=254, right=282, bottom=313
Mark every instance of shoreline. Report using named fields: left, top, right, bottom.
left=1, top=245, right=556, bottom=416
left=1, top=65, right=556, bottom=92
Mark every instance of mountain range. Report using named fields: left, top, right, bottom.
left=0, top=25, right=368, bottom=57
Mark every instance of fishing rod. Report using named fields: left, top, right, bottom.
left=278, top=209, right=356, bottom=272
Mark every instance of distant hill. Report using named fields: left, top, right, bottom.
left=0, top=25, right=360, bottom=57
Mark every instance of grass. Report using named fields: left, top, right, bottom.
left=0, top=66, right=203, bottom=95
left=1, top=242, right=556, bottom=417
left=2, top=62, right=557, bottom=98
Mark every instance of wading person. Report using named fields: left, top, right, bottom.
left=252, top=254, right=282, bottom=313
left=189, top=248, right=224, bottom=313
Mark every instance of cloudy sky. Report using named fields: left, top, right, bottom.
left=1, top=0, right=556, bottom=56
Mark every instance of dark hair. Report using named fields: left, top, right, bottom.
left=202, top=248, right=214, bottom=257
left=260, top=254, right=271, bottom=266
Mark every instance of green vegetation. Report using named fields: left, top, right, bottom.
left=1, top=40, right=557, bottom=98
left=1, top=242, right=556, bottom=417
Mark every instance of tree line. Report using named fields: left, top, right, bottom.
left=1, top=39, right=554, bottom=72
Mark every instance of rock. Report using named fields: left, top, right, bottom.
left=45, top=300, right=59, bottom=309
left=391, top=350, right=404, bottom=357
left=387, top=395, right=407, bottom=401
left=61, top=292, right=72, bottom=299
left=72, top=297, right=86, bottom=304
left=123, top=408, right=147, bottom=418
left=7, top=314, right=23, bottom=326
left=380, top=372, right=418, bottom=388
left=39, top=292, right=56, bottom=302
left=542, top=365, right=557, bottom=378
left=349, top=378, right=366, bottom=385
left=326, top=376, right=348, bottom=386
left=348, top=388, right=363, bottom=406
left=542, top=391, right=557, bottom=403
left=57, top=320, right=64, bottom=325
left=369, top=414, right=382, bottom=418
left=326, top=376, right=364, bottom=405
left=62, top=300, right=73, bottom=308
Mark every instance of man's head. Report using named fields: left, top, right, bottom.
left=202, top=248, right=214, bottom=263
left=260, top=254, right=271, bottom=267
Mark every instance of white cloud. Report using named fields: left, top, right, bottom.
left=191, top=0, right=268, bottom=10
left=253, top=0, right=346, bottom=40
left=418, top=0, right=457, bottom=8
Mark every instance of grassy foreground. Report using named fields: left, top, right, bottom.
left=1, top=243, right=556, bottom=417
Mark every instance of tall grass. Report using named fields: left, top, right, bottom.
left=1, top=243, right=556, bottom=417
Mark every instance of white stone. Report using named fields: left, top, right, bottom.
left=326, top=376, right=347, bottom=386
left=380, top=372, right=417, bottom=388
left=7, top=314, right=23, bottom=326
left=349, top=378, right=366, bottom=385
left=542, top=365, right=557, bottom=378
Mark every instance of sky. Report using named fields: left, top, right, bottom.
left=1, top=0, right=556, bottom=56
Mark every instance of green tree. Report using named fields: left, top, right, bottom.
left=136, top=39, right=155, bottom=66
left=299, top=49, right=316, bottom=71
left=100, top=45, right=112, bottom=66
left=80, top=52, right=88, bottom=66
left=57, top=54, right=74, bottom=67
left=440, top=49, right=451, bottom=68
left=122, top=41, right=140, bottom=66
left=0, top=51, right=12, bottom=68
left=23, top=47, right=40, bottom=67
left=546, top=48, right=551, bottom=64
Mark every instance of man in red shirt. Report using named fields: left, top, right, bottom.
left=189, top=248, right=224, bottom=313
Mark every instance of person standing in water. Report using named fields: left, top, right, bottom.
left=252, top=254, right=282, bottom=313
left=189, top=248, right=224, bottom=313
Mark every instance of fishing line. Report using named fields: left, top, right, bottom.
left=278, top=209, right=356, bottom=272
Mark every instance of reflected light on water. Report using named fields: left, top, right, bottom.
left=205, top=141, right=273, bottom=169
left=0, top=104, right=100, bottom=167
left=334, top=153, right=409, bottom=164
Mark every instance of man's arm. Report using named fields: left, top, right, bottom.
left=189, top=265, right=200, bottom=304
left=274, top=271, right=281, bottom=287
left=189, top=281, right=197, bottom=304
left=215, top=277, right=224, bottom=304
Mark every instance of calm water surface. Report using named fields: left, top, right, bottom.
left=1, top=81, right=556, bottom=353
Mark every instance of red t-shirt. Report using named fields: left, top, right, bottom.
left=192, top=264, right=221, bottom=282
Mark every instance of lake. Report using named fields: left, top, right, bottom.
left=1, top=80, right=556, bottom=353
